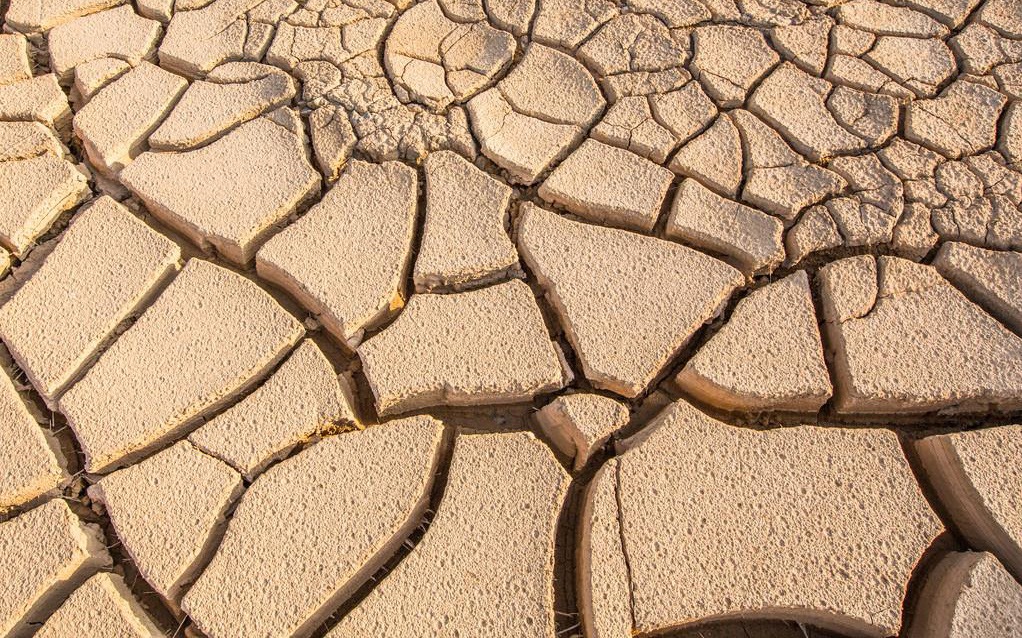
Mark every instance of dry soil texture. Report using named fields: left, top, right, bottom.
left=1, top=0, right=1022, bottom=636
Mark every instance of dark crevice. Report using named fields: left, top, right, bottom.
left=897, top=532, right=963, bottom=638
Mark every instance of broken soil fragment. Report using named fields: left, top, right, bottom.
left=256, top=160, right=417, bottom=347
left=0, top=196, right=180, bottom=405
left=358, top=279, right=569, bottom=416
left=0, top=499, right=111, bottom=638
left=539, top=139, right=674, bottom=233
left=908, top=551, right=1022, bottom=637
left=59, top=259, right=303, bottom=474
left=88, top=440, right=244, bottom=600
left=183, top=417, right=445, bottom=638
left=517, top=203, right=742, bottom=398
left=413, top=150, right=518, bottom=293
left=676, top=270, right=832, bottom=413
left=328, top=431, right=569, bottom=638
left=915, top=424, right=1022, bottom=580
left=121, top=114, right=320, bottom=264
left=189, top=339, right=358, bottom=480
left=819, top=255, right=1022, bottom=414
left=580, top=400, right=941, bottom=637
left=0, top=367, right=67, bottom=514
left=535, top=392, right=629, bottom=471
left=34, top=572, right=162, bottom=638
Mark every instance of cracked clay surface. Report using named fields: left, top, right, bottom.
left=1, top=0, right=1022, bottom=636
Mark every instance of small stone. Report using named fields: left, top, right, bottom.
left=149, top=62, right=296, bottom=150
left=677, top=270, right=832, bottom=412
left=34, top=573, right=162, bottom=638
left=87, top=441, right=243, bottom=599
left=666, top=178, right=784, bottom=275
left=189, top=340, right=358, bottom=480
left=72, top=61, right=187, bottom=177
left=0, top=196, right=180, bottom=405
left=183, top=417, right=446, bottom=638
left=0, top=155, right=90, bottom=257
left=915, top=424, right=1022, bottom=579
left=517, top=204, right=742, bottom=397
left=358, top=279, right=568, bottom=416
left=59, top=259, right=303, bottom=473
left=327, top=431, right=569, bottom=638
left=538, top=139, right=674, bottom=233
left=906, top=80, right=1008, bottom=159
left=46, top=6, right=160, bottom=83
left=818, top=255, right=1022, bottom=413
left=0, top=500, right=111, bottom=637
left=256, top=160, right=416, bottom=346
left=121, top=115, right=320, bottom=264
left=535, top=393, right=629, bottom=470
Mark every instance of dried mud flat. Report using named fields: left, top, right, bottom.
left=1, top=0, right=1022, bottom=635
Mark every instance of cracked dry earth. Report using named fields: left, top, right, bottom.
left=4, top=0, right=1022, bottom=637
